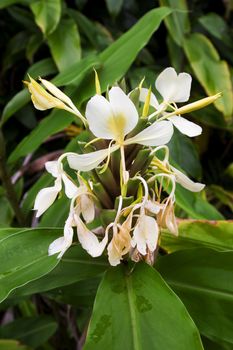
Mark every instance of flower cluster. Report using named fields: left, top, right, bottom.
left=26, top=68, right=220, bottom=266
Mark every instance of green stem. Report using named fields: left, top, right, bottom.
left=0, top=129, right=25, bottom=226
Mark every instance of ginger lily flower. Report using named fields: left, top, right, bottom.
left=139, top=67, right=202, bottom=137
left=34, top=160, right=78, bottom=217
left=67, top=87, right=173, bottom=174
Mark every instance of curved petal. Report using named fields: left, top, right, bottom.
left=48, top=215, right=74, bottom=258
left=45, top=160, right=60, bottom=177
left=139, top=88, right=159, bottom=109
left=131, top=215, right=159, bottom=255
left=67, top=146, right=119, bottom=171
left=171, top=165, right=205, bottom=192
left=108, top=87, right=138, bottom=136
left=61, top=173, right=78, bottom=198
left=125, top=120, right=173, bottom=146
left=169, top=116, right=202, bottom=137
left=34, top=178, right=62, bottom=217
left=80, top=194, right=95, bottom=223
left=75, top=216, right=108, bottom=257
left=40, top=78, right=75, bottom=109
left=85, top=94, right=114, bottom=139
left=155, top=67, right=178, bottom=102
left=172, top=73, right=192, bottom=102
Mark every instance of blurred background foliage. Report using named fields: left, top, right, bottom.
left=0, top=0, right=233, bottom=349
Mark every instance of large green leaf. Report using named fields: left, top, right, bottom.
left=12, top=245, right=108, bottom=297
left=77, top=7, right=172, bottom=104
left=84, top=263, right=203, bottom=350
left=175, top=184, right=224, bottom=220
left=184, top=33, right=233, bottom=121
left=30, top=0, right=61, bottom=36
left=0, top=316, right=57, bottom=348
left=157, top=248, right=233, bottom=347
left=161, top=220, right=233, bottom=253
left=159, top=0, right=190, bottom=46
left=48, top=18, right=81, bottom=72
left=0, top=228, right=61, bottom=303
left=0, top=339, right=31, bottom=350
left=0, top=0, right=31, bottom=9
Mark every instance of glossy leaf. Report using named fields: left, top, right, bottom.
left=30, top=0, right=61, bottom=36
left=0, top=228, right=61, bottom=303
left=160, top=220, right=233, bottom=253
left=0, top=316, right=57, bottom=348
left=184, top=33, right=233, bottom=120
left=157, top=248, right=233, bottom=347
left=159, top=0, right=190, bottom=46
left=84, top=263, right=203, bottom=350
left=48, top=18, right=81, bottom=72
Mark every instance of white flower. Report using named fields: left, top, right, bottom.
left=139, top=67, right=202, bottom=137
left=34, top=160, right=78, bottom=217
left=131, top=214, right=159, bottom=255
left=170, top=165, right=205, bottom=192
left=67, top=87, right=173, bottom=172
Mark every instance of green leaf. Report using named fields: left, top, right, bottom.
left=175, top=184, right=224, bottom=220
left=26, top=57, right=57, bottom=78
left=1, top=90, right=30, bottom=126
left=0, top=0, right=31, bottom=9
left=12, top=245, right=108, bottom=297
left=30, top=0, right=61, bottom=35
left=0, top=339, right=31, bottom=350
left=159, top=0, right=190, bottom=46
left=48, top=18, right=81, bottom=72
left=157, top=248, right=233, bottom=347
left=184, top=33, right=233, bottom=121
left=77, top=7, right=173, bottom=104
left=7, top=110, right=74, bottom=163
left=84, top=263, right=203, bottom=350
left=0, top=228, right=61, bottom=303
left=161, top=220, right=233, bottom=253
left=199, top=13, right=232, bottom=47
left=105, top=0, right=123, bottom=17
left=0, top=316, right=57, bottom=348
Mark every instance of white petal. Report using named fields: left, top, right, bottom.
left=169, top=116, right=202, bottom=137
left=67, top=145, right=119, bottom=171
left=155, top=67, right=192, bottom=103
left=34, top=178, right=62, bottom=217
left=107, top=240, right=122, bottom=266
left=45, top=160, right=60, bottom=177
left=85, top=94, right=115, bottom=139
left=172, top=72, right=192, bottom=102
left=125, top=120, right=173, bottom=146
left=145, top=200, right=162, bottom=214
left=75, top=216, right=108, bottom=257
left=80, top=194, right=95, bottom=223
left=171, top=165, right=205, bottom=192
left=155, top=67, right=178, bottom=102
left=139, top=88, right=159, bottom=109
left=108, top=87, right=138, bottom=136
left=131, top=215, right=159, bottom=255
left=61, top=173, right=78, bottom=198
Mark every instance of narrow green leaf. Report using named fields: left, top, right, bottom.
left=48, top=18, right=81, bottom=72
left=84, top=263, right=203, bottom=350
left=0, top=0, right=31, bottom=9
left=159, top=0, right=190, bottom=46
left=0, top=316, right=57, bottom=348
left=0, top=339, right=31, bottom=350
left=0, top=228, right=61, bottom=303
left=161, top=220, right=233, bottom=253
left=157, top=248, right=233, bottom=347
left=1, top=90, right=30, bottom=126
left=30, top=0, right=61, bottom=35
left=184, top=33, right=233, bottom=121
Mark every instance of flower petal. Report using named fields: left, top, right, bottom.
left=61, top=173, right=78, bottom=198
left=139, top=88, right=159, bottom=109
left=131, top=215, right=159, bottom=255
left=125, top=120, right=173, bottom=146
left=67, top=145, right=119, bottom=171
left=75, top=216, right=108, bottom=257
left=108, top=87, right=138, bottom=136
left=171, top=165, right=205, bottom=192
left=40, top=78, right=75, bottom=109
left=34, top=178, right=62, bottom=217
left=80, top=194, right=95, bottom=223
left=85, top=94, right=115, bottom=139
left=155, top=67, right=192, bottom=103
left=45, top=160, right=60, bottom=177
left=169, top=115, right=202, bottom=137
left=48, top=215, right=74, bottom=258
